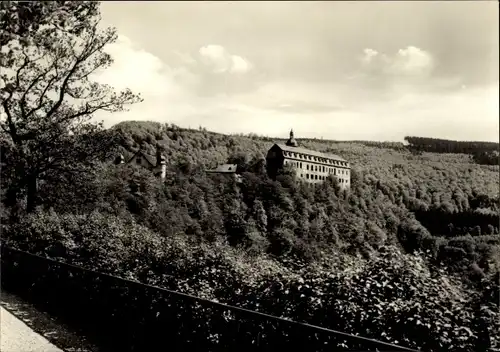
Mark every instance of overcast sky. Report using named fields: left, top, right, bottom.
left=94, top=1, right=499, bottom=142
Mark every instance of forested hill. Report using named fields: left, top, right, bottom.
left=109, top=121, right=499, bottom=268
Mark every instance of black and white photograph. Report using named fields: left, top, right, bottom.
left=0, top=1, right=498, bottom=351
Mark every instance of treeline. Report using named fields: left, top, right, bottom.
left=472, top=150, right=500, bottom=166
left=404, top=136, right=499, bottom=165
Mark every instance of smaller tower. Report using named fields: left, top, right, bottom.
left=286, top=128, right=298, bottom=147
left=155, top=144, right=167, bottom=181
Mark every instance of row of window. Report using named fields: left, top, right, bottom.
left=285, top=160, right=349, bottom=175
left=300, top=174, right=349, bottom=183
left=282, top=151, right=348, bottom=167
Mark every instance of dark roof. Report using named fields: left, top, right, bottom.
left=274, top=143, right=347, bottom=162
left=127, top=150, right=156, bottom=166
left=143, top=153, right=157, bottom=166
left=206, top=164, right=238, bottom=173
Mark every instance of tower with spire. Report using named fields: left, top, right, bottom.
left=285, top=128, right=298, bottom=147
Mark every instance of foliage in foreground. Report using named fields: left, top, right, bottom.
left=3, top=209, right=499, bottom=352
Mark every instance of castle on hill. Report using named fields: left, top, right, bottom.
left=115, top=129, right=351, bottom=188
left=266, top=129, right=351, bottom=188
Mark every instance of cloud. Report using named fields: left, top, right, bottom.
left=361, top=48, right=380, bottom=65
left=90, top=35, right=498, bottom=143
left=353, top=45, right=461, bottom=101
left=100, top=1, right=498, bottom=89
left=198, top=44, right=253, bottom=74
left=158, top=44, right=258, bottom=97
left=92, top=35, right=194, bottom=99
left=360, top=46, right=434, bottom=77
left=90, top=35, right=199, bottom=126
left=391, top=46, right=434, bottom=76
left=230, top=55, right=253, bottom=74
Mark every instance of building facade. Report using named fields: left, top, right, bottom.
left=266, top=130, right=351, bottom=188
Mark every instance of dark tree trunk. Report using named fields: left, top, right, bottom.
left=4, top=186, right=19, bottom=208
left=26, top=176, right=38, bottom=213
left=4, top=186, right=21, bottom=222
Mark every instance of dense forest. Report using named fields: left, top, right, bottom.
left=404, top=136, right=499, bottom=165
left=1, top=2, right=499, bottom=351
left=114, top=122, right=500, bottom=277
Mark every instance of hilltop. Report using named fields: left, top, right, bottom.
left=103, top=121, right=500, bottom=269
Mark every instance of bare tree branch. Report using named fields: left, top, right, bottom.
left=18, top=56, right=52, bottom=117
left=43, top=57, right=83, bottom=120
left=25, top=58, right=61, bottom=118
left=1, top=100, right=19, bottom=144
left=15, top=51, right=30, bottom=91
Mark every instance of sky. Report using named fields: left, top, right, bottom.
left=93, top=1, right=499, bottom=142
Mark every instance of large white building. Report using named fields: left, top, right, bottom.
left=266, top=130, right=351, bottom=188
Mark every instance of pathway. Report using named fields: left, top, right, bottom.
left=1, top=305, right=63, bottom=352
left=1, top=290, right=98, bottom=352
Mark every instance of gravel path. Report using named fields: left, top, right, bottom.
left=1, top=290, right=98, bottom=352
left=1, top=305, right=63, bottom=352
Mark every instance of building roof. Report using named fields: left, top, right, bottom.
left=127, top=150, right=157, bottom=166
left=275, top=143, right=347, bottom=162
left=206, top=164, right=238, bottom=173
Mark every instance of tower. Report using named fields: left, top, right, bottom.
left=155, top=143, right=167, bottom=181
left=286, top=128, right=298, bottom=147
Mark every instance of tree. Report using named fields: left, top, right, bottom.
left=0, top=1, right=142, bottom=213
left=0, top=1, right=100, bottom=47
